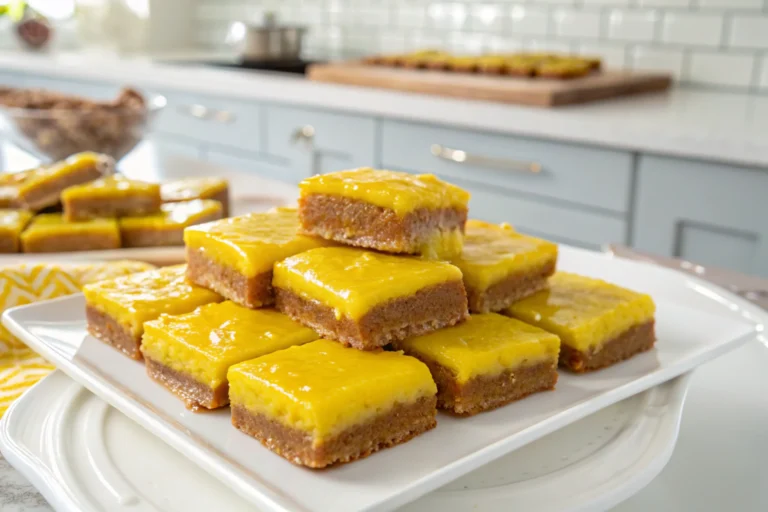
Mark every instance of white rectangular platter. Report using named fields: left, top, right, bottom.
left=3, top=245, right=764, bottom=512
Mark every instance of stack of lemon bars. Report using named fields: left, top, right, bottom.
left=83, top=168, right=656, bottom=469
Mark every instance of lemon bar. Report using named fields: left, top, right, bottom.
left=273, top=246, right=468, bottom=350
left=398, top=314, right=559, bottom=415
left=16, top=152, right=112, bottom=210
left=453, top=220, right=558, bottom=313
left=0, top=209, right=33, bottom=253
left=505, top=272, right=656, bottom=372
left=228, top=339, right=437, bottom=468
left=0, top=168, right=36, bottom=208
left=141, top=302, right=318, bottom=410
left=184, top=207, right=332, bottom=309
left=299, top=168, right=469, bottom=259
left=120, top=199, right=223, bottom=248
left=161, top=177, right=230, bottom=216
left=20, top=213, right=120, bottom=253
left=61, top=174, right=161, bottom=221
left=83, top=265, right=222, bottom=359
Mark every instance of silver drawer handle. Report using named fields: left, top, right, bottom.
left=430, top=144, right=542, bottom=174
left=178, top=104, right=236, bottom=124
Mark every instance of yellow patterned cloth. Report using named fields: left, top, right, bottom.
left=0, top=261, right=154, bottom=417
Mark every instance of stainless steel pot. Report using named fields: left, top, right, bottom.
left=232, top=12, right=307, bottom=62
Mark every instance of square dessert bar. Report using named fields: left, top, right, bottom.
left=120, top=199, right=223, bottom=248
left=453, top=220, right=558, bottom=313
left=20, top=214, right=120, bottom=253
left=141, top=302, right=318, bottom=410
left=62, top=174, right=161, bottom=221
left=228, top=339, right=437, bottom=468
left=83, top=265, right=222, bottom=359
left=299, top=168, right=470, bottom=259
left=15, top=152, right=112, bottom=211
left=397, top=313, right=559, bottom=416
left=506, top=272, right=656, bottom=373
left=273, top=246, right=469, bottom=350
left=0, top=169, right=35, bottom=208
left=161, top=177, right=230, bottom=216
left=184, top=207, right=332, bottom=309
left=0, top=209, right=33, bottom=253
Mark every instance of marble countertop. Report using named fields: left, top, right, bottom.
left=0, top=50, right=767, bottom=168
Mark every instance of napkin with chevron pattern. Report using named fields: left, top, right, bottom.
left=0, top=261, right=154, bottom=417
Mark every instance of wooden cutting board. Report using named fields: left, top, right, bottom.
left=308, top=62, right=672, bottom=107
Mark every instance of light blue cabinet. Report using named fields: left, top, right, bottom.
left=633, top=156, right=768, bottom=277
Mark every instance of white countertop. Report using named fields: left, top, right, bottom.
left=0, top=50, right=767, bottom=168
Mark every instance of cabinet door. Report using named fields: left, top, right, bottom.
left=264, top=106, right=376, bottom=180
left=205, top=148, right=301, bottom=184
left=633, top=156, right=768, bottom=276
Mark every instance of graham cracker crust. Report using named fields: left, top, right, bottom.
left=299, top=193, right=467, bottom=254
left=20, top=165, right=103, bottom=211
left=186, top=247, right=274, bottom=308
left=467, top=259, right=557, bottom=313
left=560, top=320, right=656, bottom=373
left=0, top=234, right=18, bottom=253
left=231, top=395, right=437, bottom=468
left=64, top=194, right=161, bottom=222
left=120, top=211, right=222, bottom=248
left=411, top=355, right=558, bottom=416
left=22, top=232, right=120, bottom=253
left=85, top=304, right=142, bottom=360
left=274, top=280, right=468, bottom=350
left=145, top=357, right=228, bottom=411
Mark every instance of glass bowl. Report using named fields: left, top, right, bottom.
left=0, top=90, right=166, bottom=162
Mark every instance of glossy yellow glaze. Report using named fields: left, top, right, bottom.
left=61, top=175, right=159, bottom=200
left=161, top=177, right=228, bottom=202
left=505, top=272, right=656, bottom=352
left=20, top=214, right=119, bottom=244
left=299, top=168, right=470, bottom=216
left=419, top=228, right=465, bottom=260
left=83, top=265, right=222, bottom=335
left=453, top=220, right=558, bottom=291
left=400, top=313, right=560, bottom=383
left=141, top=302, right=318, bottom=389
left=17, top=152, right=109, bottom=195
left=120, top=200, right=221, bottom=230
left=183, top=207, right=332, bottom=277
left=227, top=339, right=436, bottom=439
left=0, top=209, right=33, bottom=236
left=273, top=246, right=464, bottom=320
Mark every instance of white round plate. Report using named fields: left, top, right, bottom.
left=0, top=370, right=692, bottom=512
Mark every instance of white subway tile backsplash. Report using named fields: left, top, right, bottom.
left=606, top=10, right=658, bottom=42
left=194, top=0, right=768, bottom=92
left=630, top=46, right=685, bottom=78
left=728, top=16, right=768, bottom=49
left=661, top=12, right=723, bottom=47
left=509, top=5, right=549, bottom=37
left=552, top=9, right=602, bottom=38
left=687, top=52, right=754, bottom=87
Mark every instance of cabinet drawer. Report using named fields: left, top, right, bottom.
left=264, top=105, right=376, bottom=173
left=458, top=179, right=626, bottom=250
left=381, top=121, right=632, bottom=213
left=154, top=90, right=263, bottom=152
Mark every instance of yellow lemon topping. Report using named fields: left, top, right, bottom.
left=82, top=265, right=222, bottom=335
left=453, top=220, right=558, bottom=291
left=161, top=177, right=228, bottom=202
left=273, top=246, right=464, bottom=320
left=184, top=207, right=332, bottom=277
left=120, top=200, right=221, bottom=230
left=141, top=302, right=318, bottom=389
left=419, top=227, right=465, bottom=261
left=299, top=168, right=470, bottom=217
left=21, top=214, right=119, bottom=245
left=17, top=152, right=109, bottom=195
left=505, top=272, right=655, bottom=352
left=0, top=209, right=32, bottom=236
left=400, top=313, right=560, bottom=383
left=227, top=339, right=436, bottom=439
left=61, top=174, right=159, bottom=200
